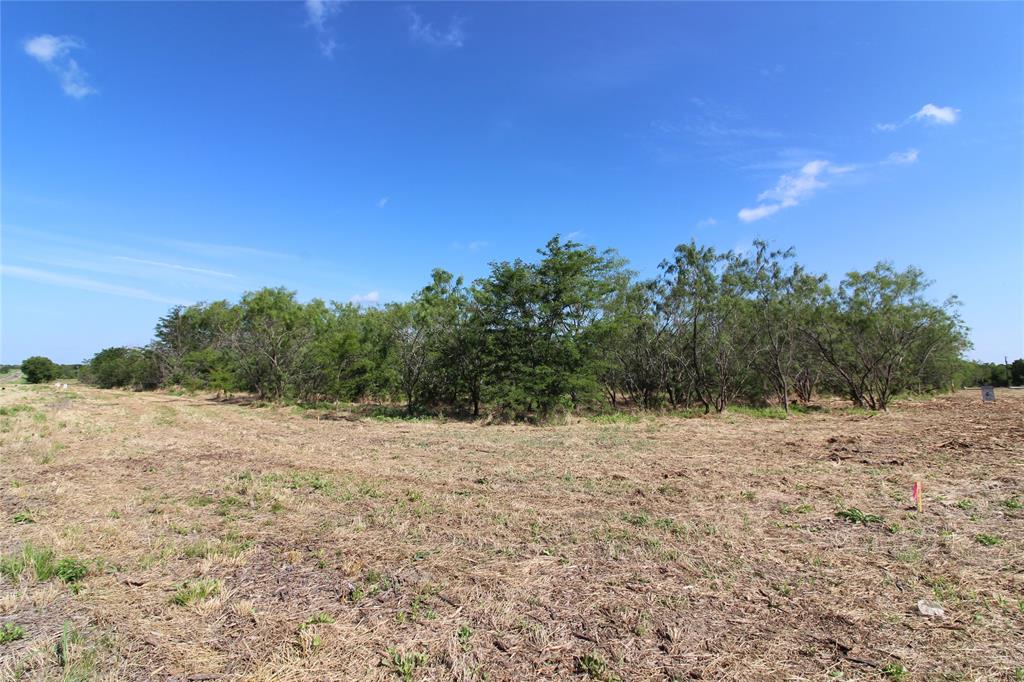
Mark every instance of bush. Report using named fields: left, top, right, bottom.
left=20, top=356, right=59, bottom=384
left=83, top=347, right=160, bottom=390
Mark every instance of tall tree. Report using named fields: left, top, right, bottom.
left=803, top=263, right=969, bottom=410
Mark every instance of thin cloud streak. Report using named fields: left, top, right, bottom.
left=738, top=151, right=919, bottom=222
left=112, top=256, right=236, bottom=278
left=153, top=237, right=295, bottom=260
left=1, top=265, right=186, bottom=305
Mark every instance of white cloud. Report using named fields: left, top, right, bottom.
left=884, top=149, right=919, bottom=165
left=112, top=256, right=236, bottom=278
left=154, top=237, right=293, bottom=260
left=696, top=217, right=717, bottom=229
left=1, top=264, right=184, bottom=304
left=405, top=6, right=465, bottom=48
left=738, top=149, right=920, bottom=222
left=377, top=196, right=390, bottom=208
left=24, top=34, right=76, bottom=61
left=738, top=204, right=783, bottom=223
left=305, top=0, right=343, bottom=57
left=349, top=290, right=380, bottom=305
left=23, top=34, right=96, bottom=98
left=739, top=160, right=852, bottom=222
left=876, top=103, right=960, bottom=132
left=913, top=103, right=960, bottom=125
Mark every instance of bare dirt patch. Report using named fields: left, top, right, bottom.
left=2, top=385, right=1022, bottom=680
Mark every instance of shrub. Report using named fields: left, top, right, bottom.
left=20, top=356, right=59, bottom=384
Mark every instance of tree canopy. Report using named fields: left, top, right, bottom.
left=81, top=235, right=978, bottom=416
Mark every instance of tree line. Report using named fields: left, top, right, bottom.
left=74, top=236, right=977, bottom=416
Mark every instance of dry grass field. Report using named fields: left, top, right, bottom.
left=1, top=382, right=1021, bottom=681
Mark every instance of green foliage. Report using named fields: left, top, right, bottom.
left=55, top=557, right=88, bottom=584
left=975, top=534, right=1002, bottom=546
left=384, top=647, right=429, bottom=681
left=20, top=356, right=59, bottom=384
left=299, top=612, right=336, bottom=631
left=576, top=652, right=619, bottom=681
left=170, top=578, right=221, bottom=606
left=0, top=545, right=87, bottom=584
left=836, top=507, right=883, bottom=525
left=958, top=358, right=1024, bottom=387
left=804, top=263, right=969, bottom=410
left=881, top=663, right=909, bottom=681
left=79, top=236, right=973, bottom=419
left=0, top=622, right=26, bottom=644
left=82, top=346, right=160, bottom=389
left=474, top=236, right=627, bottom=418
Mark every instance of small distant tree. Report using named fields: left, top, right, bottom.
left=20, top=356, right=59, bottom=384
left=1011, top=359, right=1024, bottom=387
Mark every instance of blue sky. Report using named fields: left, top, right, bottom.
left=2, top=1, right=1021, bottom=364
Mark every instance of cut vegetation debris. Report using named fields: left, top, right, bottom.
left=0, top=384, right=1021, bottom=679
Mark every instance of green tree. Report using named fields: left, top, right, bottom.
left=230, top=288, right=315, bottom=400
left=598, top=280, right=670, bottom=409
left=20, top=356, right=59, bottom=384
left=83, top=347, right=160, bottom=389
left=802, top=263, right=969, bottom=410
left=474, top=236, right=624, bottom=418
left=1011, top=359, right=1024, bottom=386
left=154, top=301, right=238, bottom=390
left=656, top=243, right=757, bottom=412
left=745, top=242, right=826, bottom=413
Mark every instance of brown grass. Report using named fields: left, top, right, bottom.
left=1, top=384, right=1022, bottom=680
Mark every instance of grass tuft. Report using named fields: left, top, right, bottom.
left=171, top=578, right=221, bottom=606
left=0, top=622, right=26, bottom=644
left=835, top=507, right=882, bottom=525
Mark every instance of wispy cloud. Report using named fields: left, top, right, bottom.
left=876, top=103, right=960, bottom=132
left=738, top=150, right=920, bottom=222
left=452, top=240, right=488, bottom=253
left=349, top=290, right=380, bottom=305
left=883, top=149, right=919, bottom=165
left=1, top=265, right=184, bottom=304
left=153, top=237, right=294, bottom=260
left=738, top=160, right=852, bottom=223
left=112, top=257, right=236, bottom=278
left=305, top=0, right=343, bottom=58
left=23, top=34, right=96, bottom=98
left=912, top=103, right=960, bottom=125
left=404, top=6, right=466, bottom=48
left=696, top=217, right=717, bottom=229
left=377, top=196, right=390, bottom=208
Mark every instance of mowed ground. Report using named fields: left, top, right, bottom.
left=1, top=383, right=1022, bottom=681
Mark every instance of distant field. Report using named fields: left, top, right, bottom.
left=1, top=385, right=1021, bottom=680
